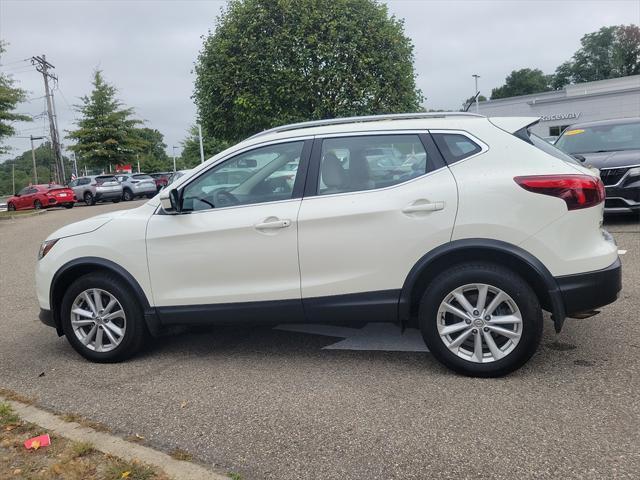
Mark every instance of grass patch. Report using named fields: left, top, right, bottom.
left=0, top=402, right=20, bottom=426
left=169, top=447, right=192, bottom=461
left=228, top=473, right=242, bottom=480
left=0, top=386, right=36, bottom=404
left=104, top=457, right=169, bottom=479
left=70, top=440, right=95, bottom=458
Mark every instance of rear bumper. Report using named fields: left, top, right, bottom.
left=555, top=258, right=622, bottom=316
left=95, top=190, right=122, bottom=201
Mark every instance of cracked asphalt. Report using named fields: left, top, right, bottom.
left=1, top=201, right=639, bottom=479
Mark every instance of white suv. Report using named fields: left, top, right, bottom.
left=35, top=113, right=621, bottom=377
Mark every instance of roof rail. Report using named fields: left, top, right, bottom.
left=247, top=112, right=485, bottom=140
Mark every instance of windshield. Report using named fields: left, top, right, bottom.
left=555, top=121, right=640, bottom=154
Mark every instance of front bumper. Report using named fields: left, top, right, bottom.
left=555, top=258, right=622, bottom=316
left=604, top=182, right=640, bottom=214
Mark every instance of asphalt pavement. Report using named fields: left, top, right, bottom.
left=1, top=201, right=639, bottom=479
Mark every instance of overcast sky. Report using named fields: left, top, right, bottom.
left=1, top=0, right=638, bottom=161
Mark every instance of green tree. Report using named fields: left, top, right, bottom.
left=67, top=70, right=144, bottom=169
left=194, top=0, right=423, bottom=143
left=553, top=24, right=640, bottom=88
left=133, top=127, right=171, bottom=172
left=0, top=41, right=31, bottom=153
left=491, top=68, right=553, bottom=99
left=178, top=125, right=229, bottom=169
left=0, top=142, right=70, bottom=194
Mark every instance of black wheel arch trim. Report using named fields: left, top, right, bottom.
left=49, top=257, right=161, bottom=336
left=398, top=238, right=567, bottom=332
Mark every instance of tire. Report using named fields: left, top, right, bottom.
left=60, top=272, right=148, bottom=363
left=146, top=193, right=155, bottom=199
left=34, top=199, right=42, bottom=209
left=84, top=192, right=95, bottom=206
left=7, top=203, right=16, bottom=211
left=112, top=198, right=121, bottom=203
left=419, top=262, right=542, bottom=378
left=64, top=203, right=74, bottom=209
left=122, top=189, right=133, bottom=201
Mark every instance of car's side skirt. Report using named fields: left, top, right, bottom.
left=155, top=289, right=401, bottom=327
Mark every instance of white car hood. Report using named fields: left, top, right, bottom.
left=47, top=210, right=129, bottom=240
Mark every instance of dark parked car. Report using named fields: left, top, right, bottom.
left=7, top=184, right=75, bottom=211
left=555, top=117, right=640, bottom=214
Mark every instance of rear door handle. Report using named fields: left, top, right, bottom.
left=255, top=218, right=291, bottom=230
left=402, top=201, right=445, bottom=214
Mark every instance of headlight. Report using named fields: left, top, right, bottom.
left=38, top=239, right=59, bottom=260
left=627, top=166, right=640, bottom=177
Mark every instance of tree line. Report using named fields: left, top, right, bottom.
left=484, top=25, right=639, bottom=103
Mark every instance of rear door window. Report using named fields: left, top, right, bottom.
left=431, top=133, right=482, bottom=163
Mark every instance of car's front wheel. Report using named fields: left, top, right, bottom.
left=60, top=273, right=148, bottom=362
left=7, top=202, right=16, bottom=211
left=419, top=262, right=542, bottom=377
left=33, top=199, right=42, bottom=209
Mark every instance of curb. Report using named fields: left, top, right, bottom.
left=0, top=209, right=48, bottom=221
left=3, top=397, right=228, bottom=480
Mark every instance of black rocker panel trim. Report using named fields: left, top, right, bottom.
left=155, top=290, right=401, bottom=327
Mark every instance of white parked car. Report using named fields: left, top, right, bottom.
left=35, top=113, right=621, bottom=377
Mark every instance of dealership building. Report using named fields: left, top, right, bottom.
left=476, top=74, right=640, bottom=137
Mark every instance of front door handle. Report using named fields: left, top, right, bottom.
left=255, top=218, right=291, bottom=230
left=402, top=200, right=445, bottom=214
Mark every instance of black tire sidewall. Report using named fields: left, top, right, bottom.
left=60, top=273, right=147, bottom=362
left=84, top=192, right=94, bottom=206
left=34, top=200, right=41, bottom=209
left=8, top=203, right=15, bottom=211
left=420, top=263, right=542, bottom=377
left=123, top=189, right=133, bottom=201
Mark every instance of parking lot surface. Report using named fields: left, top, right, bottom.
left=1, top=202, right=639, bottom=479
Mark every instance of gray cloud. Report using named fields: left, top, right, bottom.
left=1, top=0, right=638, bottom=161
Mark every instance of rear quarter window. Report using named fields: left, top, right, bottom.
left=432, top=133, right=482, bottom=163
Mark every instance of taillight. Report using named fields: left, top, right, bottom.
left=514, top=175, right=605, bottom=211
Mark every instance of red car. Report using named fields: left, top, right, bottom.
left=7, top=184, right=76, bottom=211
left=149, top=172, right=171, bottom=192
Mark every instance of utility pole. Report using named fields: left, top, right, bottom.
left=31, top=55, right=65, bottom=184
left=172, top=146, right=178, bottom=172
left=472, top=74, right=481, bottom=113
left=30, top=135, right=45, bottom=184
left=197, top=124, right=205, bottom=164
left=12, top=162, right=15, bottom=194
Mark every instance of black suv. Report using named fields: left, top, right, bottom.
left=555, top=117, right=640, bottom=214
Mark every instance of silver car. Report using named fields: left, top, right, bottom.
left=68, top=175, right=123, bottom=206
left=115, top=173, right=158, bottom=201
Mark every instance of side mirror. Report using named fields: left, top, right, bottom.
left=159, top=188, right=181, bottom=213
left=572, top=154, right=586, bottom=163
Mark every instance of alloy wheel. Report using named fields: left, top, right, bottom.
left=70, top=288, right=127, bottom=352
left=437, top=283, right=522, bottom=363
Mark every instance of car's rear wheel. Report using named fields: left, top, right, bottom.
left=122, top=189, right=133, bottom=201
left=419, top=262, right=542, bottom=377
left=112, top=198, right=120, bottom=203
left=60, top=272, right=148, bottom=362
left=33, top=199, right=42, bottom=209
left=84, top=192, right=95, bottom=206
left=7, top=202, right=16, bottom=211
